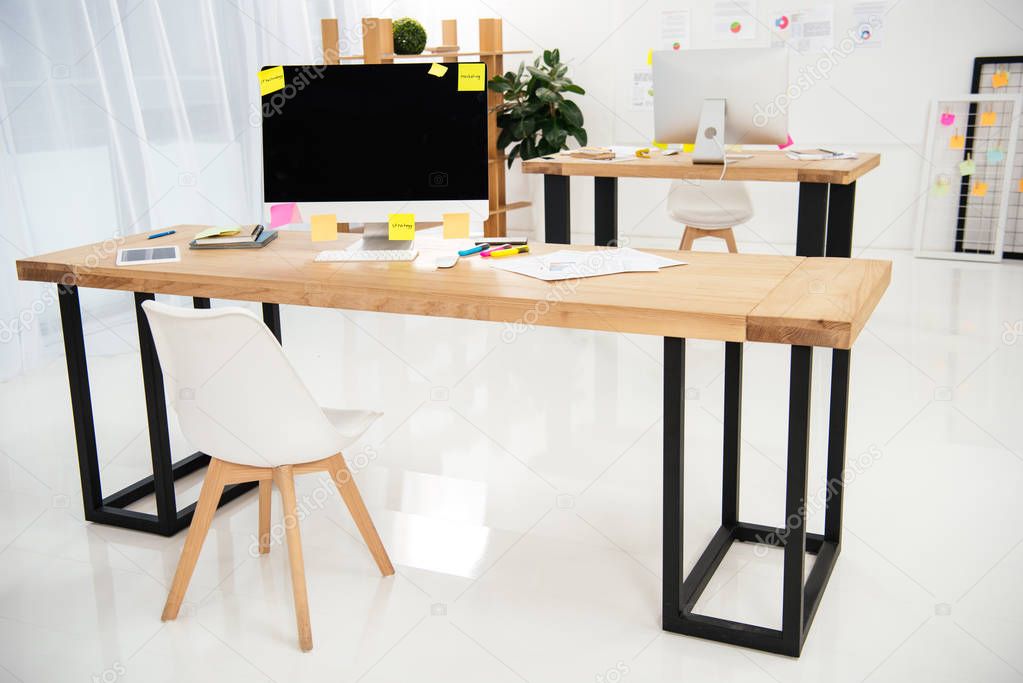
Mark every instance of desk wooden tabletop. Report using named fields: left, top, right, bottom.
left=16, top=229, right=890, bottom=349
left=520, top=150, right=880, bottom=185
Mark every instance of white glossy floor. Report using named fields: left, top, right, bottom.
left=2, top=246, right=1022, bottom=682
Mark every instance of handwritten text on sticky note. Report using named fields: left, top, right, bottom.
left=259, top=66, right=285, bottom=96
left=949, top=135, right=965, bottom=150
left=388, top=213, right=415, bottom=240
left=457, top=64, right=486, bottom=91
left=442, top=213, right=470, bottom=239
left=993, top=70, right=1009, bottom=88
left=980, top=111, right=997, bottom=126
left=311, top=214, right=337, bottom=242
left=972, top=182, right=988, bottom=197
left=428, top=62, right=448, bottom=78
left=959, top=158, right=976, bottom=176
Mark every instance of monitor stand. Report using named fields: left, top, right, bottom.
left=357, top=222, right=413, bottom=251
left=692, top=98, right=725, bottom=165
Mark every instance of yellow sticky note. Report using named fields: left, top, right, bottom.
left=980, top=111, right=997, bottom=126
left=1019, top=179, right=1023, bottom=193
left=949, top=135, right=965, bottom=150
left=258, top=66, right=285, bottom=96
left=457, top=64, right=486, bottom=91
left=972, top=182, right=988, bottom=197
left=311, top=214, right=337, bottom=242
left=959, top=158, right=976, bottom=175
left=195, top=226, right=240, bottom=239
left=933, top=182, right=950, bottom=197
left=682, top=143, right=694, bottom=153
left=646, top=49, right=653, bottom=66
left=993, top=70, right=1009, bottom=88
left=652, top=140, right=668, bottom=150
left=388, top=213, right=415, bottom=240
left=428, top=62, right=448, bottom=78
left=442, top=212, right=470, bottom=239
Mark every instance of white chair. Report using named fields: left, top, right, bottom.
left=142, top=301, right=393, bottom=652
left=667, top=180, right=754, bottom=253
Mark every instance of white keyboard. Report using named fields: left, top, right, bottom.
left=315, top=249, right=418, bottom=263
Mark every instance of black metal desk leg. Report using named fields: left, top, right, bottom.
left=782, top=345, right=813, bottom=654
left=262, top=303, right=282, bottom=344
left=544, top=175, right=571, bottom=244
left=594, top=177, right=618, bottom=247
left=722, top=342, right=742, bottom=528
left=796, top=182, right=829, bottom=257
left=825, top=349, right=850, bottom=545
left=662, top=337, right=685, bottom=631
left=825, top=182, right=856, bottom=258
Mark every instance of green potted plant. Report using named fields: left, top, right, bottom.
left=488, top=49, right=586, bottom=167
left=392, top=17, right=426, bottom=55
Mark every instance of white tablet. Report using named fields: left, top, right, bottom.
left=116, top=246, right=181, bottom=266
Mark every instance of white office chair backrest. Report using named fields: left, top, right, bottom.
left=142, top=301, right=344, bottom=467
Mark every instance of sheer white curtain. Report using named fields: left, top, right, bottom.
left=0, top=0, right=369, bottom=380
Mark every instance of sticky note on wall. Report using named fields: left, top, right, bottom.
left=457, top=64, right=486, bottom=91
left=949, top=135, right=965, bottom=150
left=311, top=214, right=338, bottom=242
left=972, top=182, right=988, bottom=197
left=959, top=158, right=976, bottom=176
left=428, top=62, right=448, bottom=77
left=259, top=66, right=285, bottom=96
left=388, top=213, right=415, bottom=240
left=980, top=111, right=997, bottom=126
left=993, top=70, right=1009, bottom=88
left=442, top=213, right=470, bottom=239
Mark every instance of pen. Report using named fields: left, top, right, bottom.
left=458, top=243, right=489, bottom=257
left=488, top=245, right=530, bottom=258
left=148, top=230, right=176, bottom=240
left=480, top=244, right=511, bottom=257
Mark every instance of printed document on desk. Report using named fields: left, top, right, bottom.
left=490, top=247, right=685, bottom=282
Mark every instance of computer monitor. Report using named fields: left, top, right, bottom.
left=261, top=63, right=489, bottom=245
left=652, top=48, right=788, bottom=164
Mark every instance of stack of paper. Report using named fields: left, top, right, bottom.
left=785, top=149, right=858, bottom=161
left=489, top=247, right=686, bottom=282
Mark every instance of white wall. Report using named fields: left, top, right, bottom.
left=368, top=0, right=1023, bottom=251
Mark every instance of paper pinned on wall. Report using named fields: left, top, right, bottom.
left=932, top=178, right=950, bottom=197
left=311, top=214, right=338, bottom=242
left=631, top=68, right=654, bottom=111
left=457, top=64, right=486, bottom=91
left=769, top=5, right=834, bottom=54
left=660, top=10, right=691, bottom=51
left=959, top=158, right=976, bottom=176
left=258, top=66, right=285, bottom=96
left=992, top=70, right=1010, bottom=89
left=980, top=111, right=997, bottom=126
left=949, top=134, right=965, bottom=150
left=442, top=213, right=470, bottom=239
left=713, top=0, right=758, bottom=40
left=388, top=213, right=416, bottom=241
left=428, top=62, right=448, bottom=78
left=972, top=182, right=988, bottom=197
left=987, top=147, right=1005, bottom=164
left=940, top=112, right=955, bottom=126
left=270, top=202, right=302, bottom=229
left=646, top=49, right=653, bottom=66
left=851, top=1, right=886, bottom=48
left=1019, top=179, right=1023, bottom=193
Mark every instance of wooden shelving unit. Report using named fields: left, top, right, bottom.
left=320, top=17, right=530, bottom=238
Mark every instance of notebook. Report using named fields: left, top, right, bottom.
left=189, top=229, right=278, bottom=250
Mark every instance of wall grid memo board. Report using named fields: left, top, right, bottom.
left=968, top=56, right=1023, bottom=258
left=914, top=94, right=1020, bottom=262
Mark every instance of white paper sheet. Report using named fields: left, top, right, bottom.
left=851, top=0, right=886, bottom=47
left=631, top=68, right=654, bottom=111
left=660, top=10, right=691, bottom=51
left=769, top=5, right=834, bottom=53
left=712, top=0, right=758, bottom=41
left=489, top=248, right=686, bottom=282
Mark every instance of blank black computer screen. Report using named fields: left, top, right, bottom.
left=261, top=63, right=489, bottom=203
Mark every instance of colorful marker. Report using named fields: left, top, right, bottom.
left=488, top=245, right=530, bottom=258
left=480, top=244, right=511, bottom=258
left=148, top=230, right=176, bottom=240
left=458, top=243, right=489, bottom=257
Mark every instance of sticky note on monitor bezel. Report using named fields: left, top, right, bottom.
left=457, top=63, right=486, bottom=91
left=259, top=66, right=285, bottom=96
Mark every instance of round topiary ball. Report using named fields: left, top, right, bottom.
left=392, top=17, right=427, bottom=55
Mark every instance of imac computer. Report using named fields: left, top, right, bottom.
left=261, top=63, right=489, bottom=250
left=652, top=48, right=788, bottom=164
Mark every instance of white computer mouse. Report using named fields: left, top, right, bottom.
left=434, top=254, right=459, bottom=269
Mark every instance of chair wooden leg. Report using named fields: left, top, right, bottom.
left=327, top=453, right=395, bottom=576
left=273, top=465, right=313, bottom=652
left=679, top=226, right=696, bottom=251
left=162, top=458, right=227, bottom=621
left=258, top=480, right=272, bottom=555
left=722, top=227, right=738, bottom=253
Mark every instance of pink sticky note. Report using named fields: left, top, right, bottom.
left=940, top=113, right=955, bottom=126
left=270, top=202, right=301, bottom=228
left=778, top=134, right=793, bottom=150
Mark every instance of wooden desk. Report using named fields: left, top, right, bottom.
left=16, top=231, right=891, bottom=657
left=521, top=150, right=881, bottom=257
